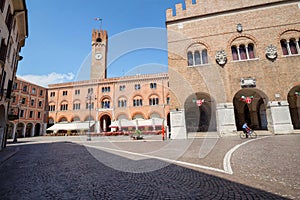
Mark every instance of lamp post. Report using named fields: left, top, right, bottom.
left=86, top=92, right=93, bottom=141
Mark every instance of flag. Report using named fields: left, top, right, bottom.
left=94, top=18, right=102, bottom=21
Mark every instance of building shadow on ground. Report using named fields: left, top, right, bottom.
left=0, top=142, right=288, bottom=199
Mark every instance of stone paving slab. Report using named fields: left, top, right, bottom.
left=1, top=134, right=299, bottom=199
left=0, top=141, right=287, bottom=200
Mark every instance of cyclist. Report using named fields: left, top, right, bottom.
left=242, top=122, right=251, bottom=138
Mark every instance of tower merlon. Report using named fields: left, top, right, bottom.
left=166, top=0, right=287, bottom=23
left=92, top=29, right=108, bottom=44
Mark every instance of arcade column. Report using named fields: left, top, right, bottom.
left=170, top=109, right=187, bottom=139
left=267, top=101, right=294, bottom=134
left=216, top=103, right=237, bottom=135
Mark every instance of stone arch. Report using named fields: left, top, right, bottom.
left=149, top=112, right=162, bottom=119
left=132, top=112, right=146, bottom=120
left=58, top=116, right=68, bottom=122
left=71, top=116, right=81, bottom=122
left=84, top=115, right=94, bottom=121
left=233, top=88, right=269, bottom=131
left=34, top=123, right=41, bottom=136
left=7, top=122, right=14, bottom=139
left=25, top=123, right=34, bottom=137
left=287, top=84, right=300, bottom=129
left=228, top=34, right=258, bottom=47
left=16, top=122, right=25, bottom=138
left=99, top=114, right=111, bottom=132
left=100, top=95, right=112, bottom=109
left=184, top=92, right=217, bottom=132
left=278, top=29, right=300, bottom=40
left=185, top=41, right=210, bottom=53
left=116, top=113, right=129, bottom=120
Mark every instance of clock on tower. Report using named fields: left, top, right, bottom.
left=91, top=29, right=108, bottom=80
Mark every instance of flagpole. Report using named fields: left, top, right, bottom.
left=94, top=18, right=103, bottom=31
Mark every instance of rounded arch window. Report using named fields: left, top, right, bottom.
left=187, top=44, right=209, bottom=66
left=96, top=37, right=102, bottom=43
left=101, top=98, right=110, bottom=108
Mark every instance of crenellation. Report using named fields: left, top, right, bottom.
left=166, top=0, right=287, bottom=23
left=166, top=8, right=173, bottom=19
left=175, top=3, right=184, bottom=17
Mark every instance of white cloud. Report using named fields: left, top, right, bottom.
left=17, top=72, right=75, bottom=88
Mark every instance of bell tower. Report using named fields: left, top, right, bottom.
left=91, top=29, right=108, bottom=80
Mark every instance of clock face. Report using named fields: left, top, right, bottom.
left=95, top=53, right=103, bottom=60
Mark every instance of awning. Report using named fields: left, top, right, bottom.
left=109, top=121, right=119, bottom=128
left=47, top=121, right=95, bottom=131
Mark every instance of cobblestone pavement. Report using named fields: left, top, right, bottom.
left=0, top=134, right=298, bottom=199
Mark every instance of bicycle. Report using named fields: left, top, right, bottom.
left=240, top=129, right=257, bottom=139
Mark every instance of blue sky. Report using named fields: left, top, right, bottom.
left=18, top=0, right=183, bottom=87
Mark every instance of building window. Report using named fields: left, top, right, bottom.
left=62, top=91, right=68, bottom=96
left=119, top=85, right=125, bottom=91
left=39, top=90, right=43, bottom=96
left=280, top=38, right=300, bottom=56
left=50, top=92, right=55, bottom=97
left=29, top=111, right=33, bottom=118
left=32, top=88, right=36, bottom=94
left=5, top=5, right=13, bottom=31
left=133, top=97, right=143, bottom=107
left=134, top=84, right=141, bottom=90
left=75, top=89, right=80, bottom=95
left=150, top=83, right=157, bottom=89
left=13, top=82, right=18, bottom=90
left=30, top=99, right=35, bottom=106
left=118, top=98, right=127, bottom=107
left=73, top=103, right=81, bottom=110
left=49, top=105, right=55, bottom=111
left=0, top=38, right=8, bottom=64
left=187, top=51, right=193, bottom=66
left=60, top=104, right=68, bottom=111
left=149, top=97, right=159, bottom=106
left=187, top=49, right=208, bottom=66
left=21, top=97, right=26, bottom=104
left=102, top=87, right=110, bottom=93
left=231, top=43, right=256, bottom=61
left=37, top=112, right=41, bottom=119
left=88, top=88, right=93, bottom=94
left=194, top=51, right=201, bottom=65
left=38, top=101, right=42, bottom=107
left=86, top=102, right=94, bottom=110
left=166, top=97, right=170, bottom=105
left=231, top=46, right=238, bottom=60
left=202, top=49, right=208, bottom=64
left=23, top=85, right=27, bottom=92
left=102, top=99, right=110, bottom=109
left=20, top=110, right=24, bottom=118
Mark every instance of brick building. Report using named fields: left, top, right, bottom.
left=47, top=29, right=170, bottom=134
left=7, top=77, right=47, bottom=139
left=166, top=0, right=300, bottom=138
left=0, top=0, right=28, bottom=149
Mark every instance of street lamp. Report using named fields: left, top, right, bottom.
left=86, top=92, right=93, bottom=141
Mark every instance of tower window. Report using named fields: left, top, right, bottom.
left=96, top=37, right=102, bottom=43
